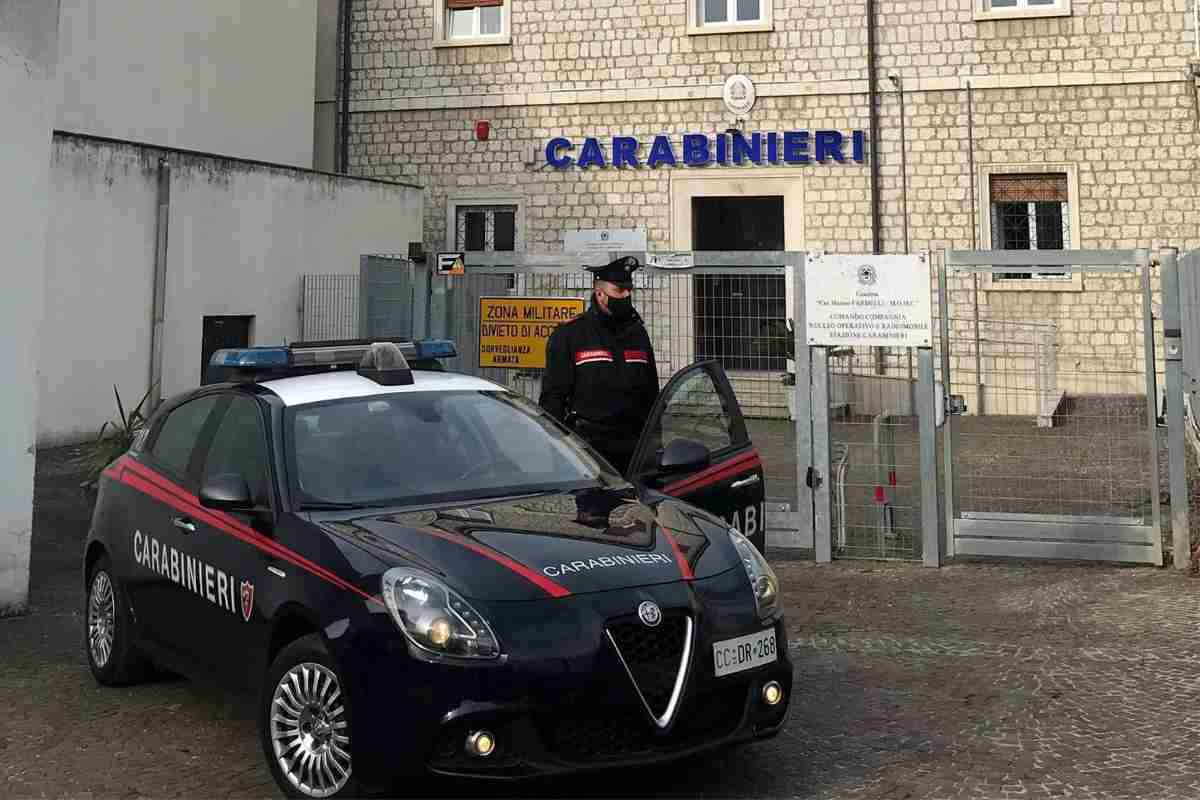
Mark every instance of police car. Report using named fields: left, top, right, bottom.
left=83, top=338, right=788, bottom=798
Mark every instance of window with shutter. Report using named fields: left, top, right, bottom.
left=988, top=174, right=1071, bottom=281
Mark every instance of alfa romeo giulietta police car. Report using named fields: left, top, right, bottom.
left=83, top=339, right=790, bottom=798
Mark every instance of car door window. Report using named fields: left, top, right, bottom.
left=203, top=396, right=271, bottom=506
left=630, top=362, right=750, bottom=477
left=148, top=395, right=222, bottom=481
left=660, top=370, right=734, bottom=452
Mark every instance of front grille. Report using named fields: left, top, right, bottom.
left=540, top=683, right=749, bottom=763
left=606, top=613, right=688, bottom=717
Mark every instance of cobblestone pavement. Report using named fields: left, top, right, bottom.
left=5, top=448, right=1200, bottom=798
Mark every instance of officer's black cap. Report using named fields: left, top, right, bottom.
left=585, top=256, right=641, bottom=289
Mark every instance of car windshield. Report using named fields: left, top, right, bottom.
left=286, top=390, right=627, bottom=508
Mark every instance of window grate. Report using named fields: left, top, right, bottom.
left=989, top=173, right=1071, bottom=280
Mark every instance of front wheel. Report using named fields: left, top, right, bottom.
left=85, top=554, right=150, bottom=685
left=260, top=634, right=359, bottom=799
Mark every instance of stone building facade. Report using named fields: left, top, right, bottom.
left=343, top=0, right=1200, bottom=416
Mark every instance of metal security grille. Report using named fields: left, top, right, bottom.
left=989, top=173, right=1071, bottom=280
left=694, top=275, right=787, bottom=373
left=439, top=257, right=793, bottom=424
left=936, top=249, right=1163, bottom=564
left=300, top=275, right=360, bottom=341
left=455, top=205, right=516, bottom=253
left=826, top=347, right=925, bottom=561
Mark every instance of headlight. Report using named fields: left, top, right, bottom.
left=381, top=567, right=501, bottom=659
left=729, top=528, right=781, bottom=619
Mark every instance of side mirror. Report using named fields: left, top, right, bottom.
left=658, top=438, right=710, bottom=474
left=199, top=473, right=254, bottom=512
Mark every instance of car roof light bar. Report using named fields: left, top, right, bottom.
left=204, top=339, right=457, bottom=386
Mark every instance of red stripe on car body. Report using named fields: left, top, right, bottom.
left=662, top=450, right=761, bottom=497
left=661, top=528, right=694, bottom=580
left=414, top=526, right=571, bottom=598
left=118, top=460, right=383, bottom=607
left=123, top=458, right=569, bottom=600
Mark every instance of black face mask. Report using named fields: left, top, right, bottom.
left=606, top=295, right=635, bottom=322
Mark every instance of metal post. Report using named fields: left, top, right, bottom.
left=791, top=252, right=814, bottom=550
left=1140, top=249, right=1164, bottom=566
left=812, top=347, right=833, bottom=563
left=918, top=348, right=940, bottom=567
left=429, top=270, right=449, bottom=340
left=937, top=251, right=956, bottom=557
left=411, top=260, right=430, bottom=340
left=1160, top=247, right=1189, bottom=568
left=298, top=275, right=307, bottom=341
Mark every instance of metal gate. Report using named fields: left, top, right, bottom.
left=936, top=248, right=1163, bottom=565
left=299, top=274, right=361, bottom=340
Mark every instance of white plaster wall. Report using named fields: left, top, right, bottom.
left=39, top=135, right=423, bottom=446
left=41, top=139, right=159, bottom=447
left=56, top=0, right=317, bottom=169
left=0, top=0, right=58, bottom=615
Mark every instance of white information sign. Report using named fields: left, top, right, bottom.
left=647, top=251, right=694, bottom=269
left=804, top=253, right=932, bottom=348
left=563, top=228, right=647, bottom=255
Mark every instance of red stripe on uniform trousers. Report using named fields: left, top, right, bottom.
left=414, top=526, right=571, bottom=598
left=662, top=451, right=761, bottom=497
left=120, top=461, right=383, bottom=606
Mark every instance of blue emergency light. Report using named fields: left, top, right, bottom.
left=208, top=347, right=293, bottom=369
left=203, top=339, right=458, bottom=386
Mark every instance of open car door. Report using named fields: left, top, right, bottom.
left=627, top=360, right=767, bottom=553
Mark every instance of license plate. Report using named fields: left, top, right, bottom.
left=713, top=628, right=777, bottom=677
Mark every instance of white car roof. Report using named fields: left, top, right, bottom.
left=260, top=369, right=507, bottom=407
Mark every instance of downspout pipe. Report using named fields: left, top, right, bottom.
left=338, top=0, right=352, bottom=173
left=866, top=0, right=885, bottom=375
left=148, top=157, right=170, bottom=411
left=888, top=74, right=909, bottom=254
left=866, top=0, right=882, bottom=255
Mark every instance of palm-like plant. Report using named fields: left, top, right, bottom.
left=77, top=384, right=155, bottom=486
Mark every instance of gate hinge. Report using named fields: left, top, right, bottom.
left=805, top=466, right=823, bottom=490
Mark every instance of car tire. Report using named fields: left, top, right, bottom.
left=260, top=634, right=360, bottom=799
left=85, top=554, right=151, bottom=686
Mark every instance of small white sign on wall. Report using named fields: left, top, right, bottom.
left=563, top=228, right=647, bottom=255
left=805, top=253, right=932, bottom=348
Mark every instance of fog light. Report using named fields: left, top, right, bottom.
left=466, top=729, right=496, bottom=758
left=762, top=681, right=784, bottom=706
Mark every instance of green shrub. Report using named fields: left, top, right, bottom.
left=77, top=384, right=155, bottom=485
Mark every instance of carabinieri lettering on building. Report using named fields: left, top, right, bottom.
left=545, top=130, right=867, bottom=169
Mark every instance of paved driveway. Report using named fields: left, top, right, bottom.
left=4, top=448, right=1200, bottom=799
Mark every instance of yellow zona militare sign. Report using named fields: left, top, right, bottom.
left=478, top=296, right=586, bottom=369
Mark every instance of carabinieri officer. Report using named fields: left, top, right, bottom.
left=540, top=256, right=659, bottom=475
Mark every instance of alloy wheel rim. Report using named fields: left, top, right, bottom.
left=87, top=571, right=115, bottom=668
left=270, top=662, right=351, bottom=797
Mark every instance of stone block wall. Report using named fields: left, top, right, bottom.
left=346, top=0, right=1200, bottom=416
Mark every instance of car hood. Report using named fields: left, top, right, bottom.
left=316, top=485, right=742, bottom=601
